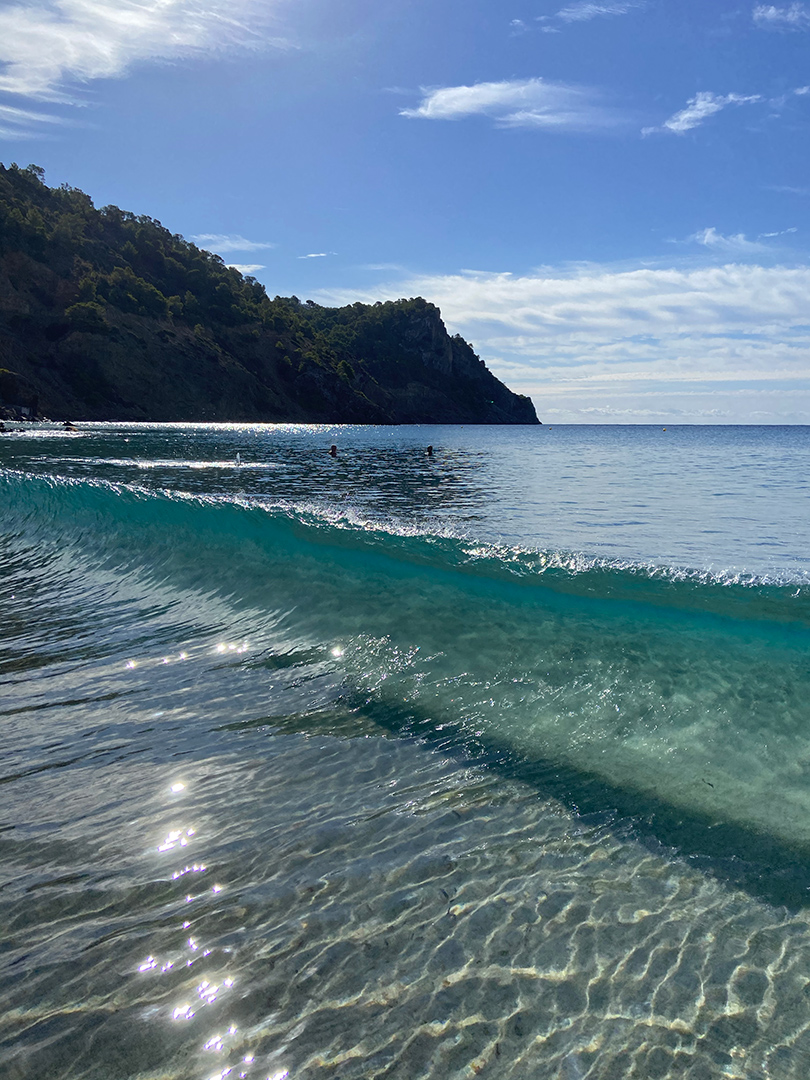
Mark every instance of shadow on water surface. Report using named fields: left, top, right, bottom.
left=220, top=690, right=810, bottom=914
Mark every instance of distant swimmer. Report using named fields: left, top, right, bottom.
left=63, top=421, right=77, bottom=431
left=426, top=445, right=433, bottom=455
left=236, top=452, right=242, bottom=466
left=329, top=444, right=337, bottom=457
left=0, top=422, right=6, bottom=433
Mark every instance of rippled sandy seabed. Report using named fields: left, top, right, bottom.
left=3, top=423, right=810, bottom=1080
left=5, top=700, right=810, bottom=1080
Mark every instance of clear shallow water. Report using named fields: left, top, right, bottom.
left=2, top=423, right=810, bottom=1080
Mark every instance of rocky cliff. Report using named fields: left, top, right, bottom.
left=0, top=164, right=539, bottom=425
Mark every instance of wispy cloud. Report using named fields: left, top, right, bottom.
left=753, top=3, right=810, bottom=29
left=314, top=263, right=810, bottom=422
left=643, top=91, right=761, bottom=135
left=298, top=252, right=335, bottom=259
left=535, top=0, right=643, bottom=32
left=675, top=225, right=797, bottom=252
left=0, top=0, right=291, bottom=103
left=767, top=84, right=810, bottom=108
left=227, top=263, right=265, bottom=275
left=401, top=77, right=625, bottom=131
left=683, top=227, right=768, bottom=253
left=770, top=184, right=810, bottom=194
left=0, top=101, right=73, bottom=138
left=555, top=1, right=643, bottom=22
left=191, top=234, right=276, bottom=254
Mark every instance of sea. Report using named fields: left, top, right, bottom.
left=2, top=421, right=810, bottom=1080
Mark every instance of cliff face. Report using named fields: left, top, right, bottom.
left=0, top=164, right=539, bottom=424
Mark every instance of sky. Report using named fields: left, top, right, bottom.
left=1, top=0, right=809, bottom=423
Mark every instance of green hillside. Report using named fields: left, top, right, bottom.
left=0, top=164, right=538, bottom=424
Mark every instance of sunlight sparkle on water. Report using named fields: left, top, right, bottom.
left=158, top=827, right=194, bottom=852
left=172, top=863, right=207, bottom=879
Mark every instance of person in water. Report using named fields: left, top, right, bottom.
left=427, top=445, right=433, bottom=455
left=329, top=444, right=337, bottom=457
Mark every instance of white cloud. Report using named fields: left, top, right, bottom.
left=401, top=77, right=624, bottom=131
left=535, top=0, right=643, bottom=30
left=643, top=91, right=761, bottom=135
left=770, top=184, right=810, bottom=194
left=556, top=1, right=643, bottom=22
left=191, top=233, right=276, bottom=253
left=227, top=263, right=265, bottom=275
left=670, top=225, right=797, bottom=253
left=753, top=3, right=810, bottom=29
left=685, top=227, right=768, bottom=253
left=0, top=101, right=73, bottom=137
left=298, top=252, right=333, bottom=259
left=0, top=0, right=290, bottom=103
left=313, top=263, right=810, bottom=422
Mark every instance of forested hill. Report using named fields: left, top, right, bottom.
left=0, top=164, right=539, bottom=424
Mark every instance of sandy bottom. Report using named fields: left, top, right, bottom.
left=3, top=712, right=810, bottom=1080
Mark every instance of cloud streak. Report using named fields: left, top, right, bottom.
left=226, top=263, right=265, bottom=275
left=644, top=91, right=761, bottom=135
left=683, top=227, right=769, bottom=253
left=402, top=77, right=624, bottom=131
left=555, top=1, right=643, bottom=22
left=0, top=0, right=290, bottom=102
left=535, top=0, right=643, bottom=31
left=191, top=233, right=276, bottom=254
left=0, top=101, right=74, bottom=138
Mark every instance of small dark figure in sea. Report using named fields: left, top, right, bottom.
left=427, top=445, right=433, bottom=456
left=0, top=422, right=6, bottom=433
left=63, top=420, right=77, bottom=431
left=329, top=444, right=337, bottom=457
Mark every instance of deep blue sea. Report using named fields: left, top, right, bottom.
left=2, top=422, right=810, bottom=1080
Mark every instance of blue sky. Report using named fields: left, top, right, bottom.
left=1, top=0, right=809, bottom=422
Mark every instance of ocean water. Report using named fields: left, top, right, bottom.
left=2, top=422, right=810, bottom=1080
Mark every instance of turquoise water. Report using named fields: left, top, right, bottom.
left=2, top=422, right=810, bottom=1080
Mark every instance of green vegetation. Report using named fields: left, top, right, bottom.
left=0, top=163, right=538, bottom=423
